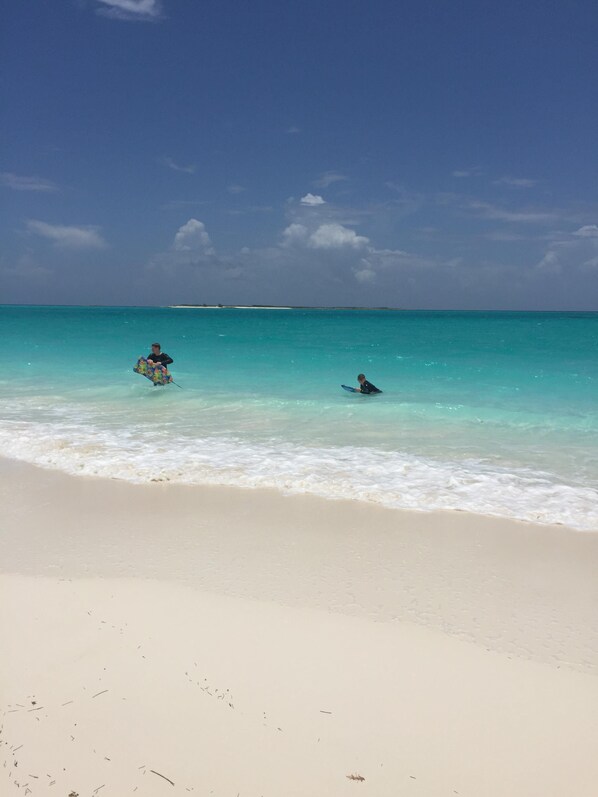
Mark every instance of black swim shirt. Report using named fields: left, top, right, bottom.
left=360, top=379, right=381, bottom=394
left=147, top=352, right=173, bottom=366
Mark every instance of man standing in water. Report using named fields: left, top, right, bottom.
left=147, top=342, right=173, bottom=369
left=356, top=373, right=382, bottom=394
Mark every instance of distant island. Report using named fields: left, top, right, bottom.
left=168, top=304, right=401, bottom=310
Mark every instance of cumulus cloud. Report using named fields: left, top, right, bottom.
left=161, top=156, right=196, bottom=174
left=173, top=219, right=213, bottom=253
left=279, top=198, right=379, bottom=285
left=94, top=0, right=162, bottom=21
left=534, top=224, right=598, bottom=276
left=27, top=220, right=107, bottom=249
left=140, top=188, right=598, bottom=310
left=300, top=193, right=325, bottom=206
left=308, top=224, right=369, bottom=250
left=146, top=220, right=242, bottom=299
left=354, top=266, right=376, bottom=283
left=573, top=225, right=598, bottom=238
left=279, top=215, right=387, bottom=287
left=1, top=172, right=58, bottom=192
left=536, top=250, right=561, bottom=274
left=313, top=171, right=348, bottom=188
left=281, top=223, right=309, bottom=247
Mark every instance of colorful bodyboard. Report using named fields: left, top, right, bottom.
left=134, top=357, right=173, bottom=385
left=341, top=384, right=359, bottom=393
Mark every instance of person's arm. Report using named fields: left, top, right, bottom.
left=162, top=353, right=173, bottom=366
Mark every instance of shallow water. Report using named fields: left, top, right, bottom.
left=1, top=306, right=597, bottom=529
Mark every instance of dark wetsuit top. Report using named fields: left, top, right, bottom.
left=147, top=352, right=173, bottom=367
left=360, top=379, right=381, bottom=394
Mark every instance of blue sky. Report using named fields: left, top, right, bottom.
left=2, top=0, right=597, bottom=308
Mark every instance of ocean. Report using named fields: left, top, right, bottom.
left=1, top=306, right=597, bottom=530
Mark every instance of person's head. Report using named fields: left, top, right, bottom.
left=357, top=373, right=366, bottom=383
left=151, top=342, right=161, bottom=353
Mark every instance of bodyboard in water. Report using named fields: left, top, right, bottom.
left=341, top=384, right=359, bottom=393
left=134, top=356, right=173, bottom=386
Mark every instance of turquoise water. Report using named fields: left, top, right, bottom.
left=1, top=306, right=597, bottom=529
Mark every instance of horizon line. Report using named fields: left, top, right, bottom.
left=1, top=303, right=597, bottom=313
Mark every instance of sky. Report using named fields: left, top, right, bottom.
left=1, top=0, right=598, bottom=309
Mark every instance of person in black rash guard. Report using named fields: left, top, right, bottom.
left=147, top=342, right=173, bottom=368
left=357, top=373, right=382, bottom=394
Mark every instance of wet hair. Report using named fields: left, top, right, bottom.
left=152, top=342, right=161, bottom=348
left=357, top=373, right=365, bottom=380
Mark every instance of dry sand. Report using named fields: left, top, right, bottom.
left=1, top=459, right=598, bottom=796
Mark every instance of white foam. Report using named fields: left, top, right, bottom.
left=0, top=419, right=596, bottom=531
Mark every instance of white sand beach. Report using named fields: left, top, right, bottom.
left=2, top=458, right=598, bottom=796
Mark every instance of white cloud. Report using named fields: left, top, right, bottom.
left=173, top=219, right=213, bottom=253
left=161, top=156, right=196, bottom=174
left=283, top=221, right=368, bottom=250
left=536, top=250, right=561, bottom=273
left=95, top=0, right=162, bottom=20
left=1, top=172, right=58, bottom=192
left=27, top=220, right=107, bottom=249
left=308, top=223, right=369, bottom=249
left=143, top=182, right=598, bottom=309
left=1, top=252, right=51, bottom=279
left=300, top=193, right=325, bottom=206
left=146, top=220, right=221, bottom=285
left=281, top=223, right=309, bottom=247
left=493, top=176, right=536, bottom=188
left=534, top=224, right=598, bottom=277
left=313, top=171, right=349, bottom=188
left=286, top=126, right=301, bottom=134
left=227, top=184, right=246, bottom=194
left=354, top=266, right=376, bottom=283
left=573, top=225, right=598, bottom=238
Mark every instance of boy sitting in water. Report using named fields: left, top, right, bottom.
left=356, top=374, right=382, bottom=394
